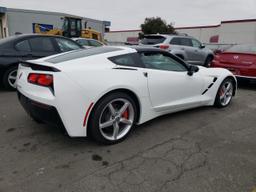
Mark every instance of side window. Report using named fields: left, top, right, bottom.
left=29, top=37, right=55, bottom=52
left=192, top=39, right=201, bottom=48
left=77, top=39, right=89, bottom=46
left=109, top=53, right=140, bottom=67
left=89, top=40, right=102, bottom=47
left=55, top=38, right=81, bottom=52
left=15, top=40, right=31, bottom=51
left=170, top=38, right=181, bottom=45
left=180, top=38, right=193, bottom=47
left=140, top=52, right=187, bottom=72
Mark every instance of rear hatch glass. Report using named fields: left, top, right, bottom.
left=226, top=44, right=256, bottom=54
left=46, top=47, right=122, bottom=64
left=140, top=36, right=166, bottom=45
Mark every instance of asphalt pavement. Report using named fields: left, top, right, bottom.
left=0, top=82, right=256, bottom=192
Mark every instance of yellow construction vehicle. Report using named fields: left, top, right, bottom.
left=34, top=17, right=103, bottom=42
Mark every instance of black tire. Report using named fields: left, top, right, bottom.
left=204, top=56, right=213, bottom=67
left=214, top=78, right=234, bottom=108
left=2, top=65, right=18, bottom=91
left=88, top=92, right=138, bottom=145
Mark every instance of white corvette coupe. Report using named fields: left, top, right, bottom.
left=16, top=46, right=236, bottom=144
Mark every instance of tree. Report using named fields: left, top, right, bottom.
left=140, top=17, right=176, bottom=35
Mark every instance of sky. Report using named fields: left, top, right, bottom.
left=1, top=0, right=256, bottom=30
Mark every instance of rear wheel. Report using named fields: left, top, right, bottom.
left=88, top=92, right=137, bottom=145
left=214, top=78, right=234, bottom=108
left=2, top=66, right=18, bottom=90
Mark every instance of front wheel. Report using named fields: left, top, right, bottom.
left=88, top=92, right=137, bottom=145
left=214, top=78, right=235, bottom=108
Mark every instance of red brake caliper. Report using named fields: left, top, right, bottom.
left=122, top=109, right=129, bottom=119
left=219, top=87, right=225, bottom=97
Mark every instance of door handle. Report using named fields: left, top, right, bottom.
left=143, top=72, right=148, bottom=77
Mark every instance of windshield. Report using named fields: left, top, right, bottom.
left=226, top=44, right=256, bottom=54
left=140, top=36, right=166, bottom=45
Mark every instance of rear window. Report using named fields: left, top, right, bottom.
left=140, top=36, right=166, bottom=45
left=15, top=40, right=31, bottom=51
left=226, top=44, right=256, bottom=54
left=46, top=47, right=122, bottom=64
left=29, top=37, right=55, bottom=52
left=109, top=53, right=140, bottom=67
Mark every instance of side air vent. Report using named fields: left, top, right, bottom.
left=202, top=77, right=218, bottom=95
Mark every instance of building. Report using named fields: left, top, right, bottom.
left=105, top=19, right=256, bottom=45
left=0, top=6, right=111, bottom=39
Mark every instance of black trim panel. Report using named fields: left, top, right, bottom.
left=17, top=91, right=64, bottom=128
left=20, top=61, right=60, bottom=72
left=113, top=67, right=138, bottom=71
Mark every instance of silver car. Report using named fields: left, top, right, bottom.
left=140, top=34, right=214, bottom=67
left=72, top=38, right=104, bottom=49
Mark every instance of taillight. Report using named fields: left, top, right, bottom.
left=28, top=73, right=53, bottom=87
left=159, top=45, right=170, bottom=50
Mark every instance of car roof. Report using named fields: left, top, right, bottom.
left=130, top=46, right=163, bottom=52
left=44, top=46, right=134, bottom=64
left=0, top=33, right=73, bottom=44
left=72, top=37, right=100, bottom=41
left=0, top=34, right=82, bottom=48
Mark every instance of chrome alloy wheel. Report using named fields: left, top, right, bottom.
left=99, top=98, right=135, bottom=141
left=219, top=81, right=234, bottom=106
left=8, top=69, right=17, bottom=88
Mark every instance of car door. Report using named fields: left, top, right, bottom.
left=176, top=38, right=202, bottom=65
left=191, top=39, right=205, bottom=64
left=108, top=52, right=148, bottom=97
left=139, top=51, right=205, bottom=112
left=28, top=37, right=58, bottom=59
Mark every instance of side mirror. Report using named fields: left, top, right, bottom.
left=200, top=44, right=205, bottom=49
left=187, top=65, right=199, bottom=76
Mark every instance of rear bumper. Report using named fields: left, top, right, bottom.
left=211, top=61, right=256, bottom=79
left=17, top=91, right=65, bottom=128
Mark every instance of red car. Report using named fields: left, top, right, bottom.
left=211, top=44, right=256, bottom=79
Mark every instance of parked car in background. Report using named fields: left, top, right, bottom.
left=211, top=44, right=256, bottom=80
left=16, top=46, right=236, bottom=144
left=125, top=37, right=139, bottom=45
left=140, top=34, right=214, bottom=67
left=0, top=34, right=82, bottom=90
left=72, top=38, right=104, bottom=48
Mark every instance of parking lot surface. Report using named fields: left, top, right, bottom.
left=0, top=83, right=256, bottom=192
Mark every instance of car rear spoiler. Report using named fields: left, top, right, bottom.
left=19, top=61, right=61, bottom=72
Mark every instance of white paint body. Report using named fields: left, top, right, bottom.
left=16, top=46, right=236, bottom=137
